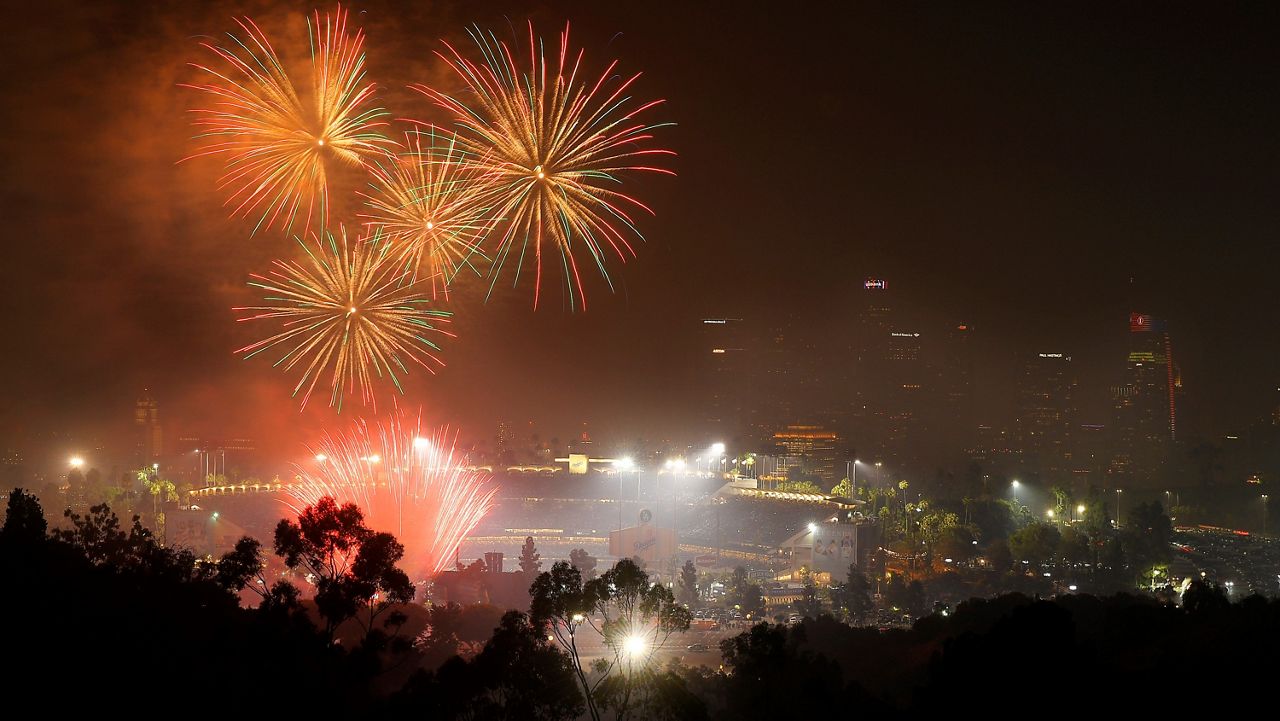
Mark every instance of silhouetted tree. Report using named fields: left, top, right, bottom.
left=1008, top=521, right=1061, bottom=568
left=569, top=547, right=598, bottom=578
left=274, top=496, right=414, bottom=643
left=794, top=577, right=823, bottom=619
left=585, top=559, right=693, bottom=721
left=395, top=611, right=584, bottom=719
left=531, top=558, right=693, bottom=721
left=519, top=535, right=542, bottom=574
left=830, top=564, right=873, bottom=625
left=1, top=488, right=46, bottom=542
left=1122, top=501, right=1173, bottom=573
left=726, top=566, right=764, bottom=615
left=529, top=560, right=601, bottom=721
left=678, top=559, right=699, bottom=607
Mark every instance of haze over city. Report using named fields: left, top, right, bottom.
left=2, top=1, right=1278, bottom=717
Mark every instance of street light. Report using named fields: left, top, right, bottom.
left=1011, top=480, right=1020, bottom=508
left=846, top=459, right=861, bottom=493
left=615, top=457, right=634, bottom=532
left=1076, top=503, right=1086, bottom=523
left=623, top=634, right=647, bottom=660
left=68, top=456, right=85, bottom=470
left=1115, top=488, right=1123, bottom=528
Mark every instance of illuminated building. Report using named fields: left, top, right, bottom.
left=134, top=389, right=163, bottom=468
left=941, top=323, right=975, bottom=448
left=849, top=278, right=894, bottom=455
left=1016, top=353, right=1076, bottom=481
left=883, top=330, right=925, bottom=468
left=780, top=514, right=879, bottom=581
left=698, top=317, right=750, bottom=438
left=1111, top=314, right=1179, bottom=485
left=771, top=424, right=840, bottom=482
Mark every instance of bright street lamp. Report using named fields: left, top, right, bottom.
left=68, top=456, right=85, bottom=469
left=623, top=634, right=647, bottom=659
left=1011, top=480, right=1020, bottom=507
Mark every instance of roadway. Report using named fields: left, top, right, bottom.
left=568, top=620, right=743, bottom=668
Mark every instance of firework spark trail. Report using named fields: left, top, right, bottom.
left=235, top=226, right=453, bottom=412
left=411, top=22, right=675, bottom=310
left=359, top=127, right=495, bottom=298
left=287, top=413, right=497, bottom=578
left=183, top=6, right=394, bottom=235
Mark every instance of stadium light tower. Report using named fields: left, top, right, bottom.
left=615, top=457, right=635, bottom=532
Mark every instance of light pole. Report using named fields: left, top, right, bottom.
left=667, top=459, right=685, bottom=531
left=1011, top=480, right=1020, bottom=509
left=1115, top=488, right=1123, bottom=529
left=846, top=459, right=860, bottom=496
left=615, top=457, right=634, bottom=532
left=1263, top=494, right=1269, bottom=537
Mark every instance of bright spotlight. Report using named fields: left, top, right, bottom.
left=615, top=457, right=634, bottom=470
left=68, top=456, right=85, bottom=469
left=711, top=442, right=725, bottom=455
left=808, top=523, right=817, bottom=533
left=623, top=635, right=647, bottom=658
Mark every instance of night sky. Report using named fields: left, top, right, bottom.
left=2, top=1, right=1278, bottom=463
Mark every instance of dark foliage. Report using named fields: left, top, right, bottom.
left=0, top=491, right=367, bottom=713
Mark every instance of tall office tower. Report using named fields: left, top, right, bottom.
left=883, top=329, right=926, bottom=469
left=134, top=389, right=162, bottom=467
left=1016, top=353, right=1077, bottom=481
left=698, top=318, right=751, bottom=438
left=941, top=323, right=975, bottom=451
left=850, top=278, right=893, bottom=458
left=1112, top=313, right=1177, bottom=485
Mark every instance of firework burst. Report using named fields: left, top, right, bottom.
left=183, top=7, right=393, bottom=234
left=288, top=413, right=496, bottom=578
left=359, top=127, right=494, bottom=298
left=235, top=226, right=453, bottom=411
left=412, top=22, right=675, bottom=310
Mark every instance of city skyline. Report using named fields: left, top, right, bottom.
left=3, top=1, right=1278, bottom=464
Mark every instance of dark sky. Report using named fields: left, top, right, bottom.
left=2, top=1, right=1278, bottom=464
